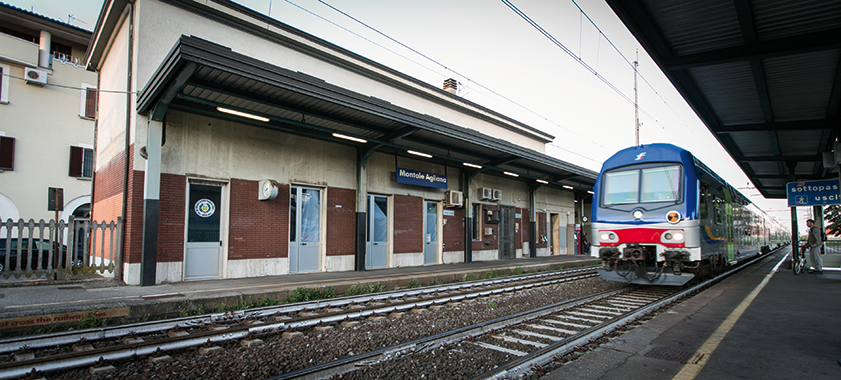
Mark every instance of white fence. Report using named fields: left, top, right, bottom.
left=1, top=216, right=122, bottom=280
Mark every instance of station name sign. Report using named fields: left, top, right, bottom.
left=786, top=179, right=840, bottom=207
left=396, top=167, right=447, bottom=189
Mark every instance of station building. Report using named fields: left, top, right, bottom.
left=0, top=4, right=97, bottom=231
left=85, top=0, right=596, bottom=285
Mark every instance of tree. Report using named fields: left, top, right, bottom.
left=826, top=204, right=841, bottom=237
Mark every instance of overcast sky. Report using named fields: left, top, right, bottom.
left=13, top=0, right=812, bottom=228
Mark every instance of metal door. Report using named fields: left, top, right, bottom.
left=367, top=194, right=389, bottom=269
left=289, top=186, right=322, bottom=273
left=499, top=206, right=515, bottom=259
left=423, top=201, right=438, bottom=265
left=185, top=184, right=223, bottom=280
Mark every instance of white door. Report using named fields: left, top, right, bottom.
left=185, top=183, right=223, bottom=280
left=367, top=194, right=389, bottom=269
left=423, top=201, right=439, bottom=265
left=289, top=186, right=322, bottom=273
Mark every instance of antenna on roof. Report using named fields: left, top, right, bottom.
left=68, top=14, right=88, bottom=26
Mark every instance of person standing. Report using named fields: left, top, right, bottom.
left=806, top=219, right=823, bottom=274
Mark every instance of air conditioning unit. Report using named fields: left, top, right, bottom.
left=24, top=68, right=47, bottom=86
left=445, top=190, right=463, bottom=208
left=492, top=189, right=502, bottom=201
left=480, top=187, right=493, bottom=200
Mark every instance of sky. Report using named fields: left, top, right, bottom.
left=11, top=0, right=815, bottom=229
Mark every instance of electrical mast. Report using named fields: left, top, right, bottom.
left=634, top=49, right=640, bottom=146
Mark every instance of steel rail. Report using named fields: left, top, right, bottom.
left=0, top=269, right=598, bottom=379
left=478, top=248, right=783, bottom=379
left=0, top=266, right=594, bottom=355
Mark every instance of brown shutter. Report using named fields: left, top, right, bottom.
left=84, top=87, right=97, bottom=118
left=69, top=146, right=83, bottom=177
left=0, top=136, right=14, bottom=170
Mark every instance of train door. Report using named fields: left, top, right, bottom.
left=366, top=194, right=389, bottom=269
left=289, top=186, right=322, bottom=273
left=423, top=201, right=439, bottom=265
left=499, top=206, right=515, bottom=259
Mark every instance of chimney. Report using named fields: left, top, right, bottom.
left=443, top=78, right=457, bottom=94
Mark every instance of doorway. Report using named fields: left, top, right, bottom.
left=185, top=183, right=224, bottom=280
left=367, top=194, right=389, bottom=269
left=423, top=201, right=439, bottom=265
left=289, top=186, right=322, bottom=273
left=499, top=206, right=515, bottom=259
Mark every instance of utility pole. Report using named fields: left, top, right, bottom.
left=634, top=49, right=640, bottom=146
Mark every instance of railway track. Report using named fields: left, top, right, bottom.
left=0, top=267, right=598, bottom=379
left=271, top=250, right=777, bottom=379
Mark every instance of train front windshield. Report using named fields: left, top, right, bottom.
left=603, top=165, right=682, bottom=205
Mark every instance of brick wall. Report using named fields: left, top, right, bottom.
left=92, top=150, right=125, bottom=223
left=393, top=194, right=422, bottom=254
left=228, top=179, right=289, bottom=260
left=442, top=206, right=464, bottom=252
left=157, top=174, right=186, bottom=262
left=326, top=187, right=355, bottom=257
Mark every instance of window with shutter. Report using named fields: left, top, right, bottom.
left=0, top=136, right=14, bottom=171
left=79, top=83, right=96, bottom=118
left=69, top=146, right=94, bottom=178
left=85, top=87, right=96, bottom=118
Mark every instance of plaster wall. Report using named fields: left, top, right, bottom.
left=129, top=0, right=547, bottom=165
left=0, top=57, right=96, bottom=222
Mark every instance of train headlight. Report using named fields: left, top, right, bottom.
left=633, top=210, right=643, bottom=219
left=661, top=230, right=685, bottom=243
left=600, top=232, right=618, bottom=242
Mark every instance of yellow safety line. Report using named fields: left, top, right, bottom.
left=672, top=253, right=787, bottom=380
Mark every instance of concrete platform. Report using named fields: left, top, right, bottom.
left=0, top=254, right=597, bottom=334
left=545, top=246, right=841, bottom=380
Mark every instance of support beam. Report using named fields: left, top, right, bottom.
left=355, top=150, right=368, bottom=271
left=463, top=169, right=473, bottom=263
left=528, top=184, right=541, bottom=258
left=140, top=114, right=163, bottom=286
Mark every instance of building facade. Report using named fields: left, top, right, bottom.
left=0, top=3, right=96, bottom=233
left=85, top=0, right=596, bottom=285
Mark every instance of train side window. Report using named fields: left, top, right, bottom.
left=700, top=184, right=709, bottom=220
left=714, top=197, right=723, bottom=224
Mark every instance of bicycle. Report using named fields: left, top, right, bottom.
left=792, top=244, right=807, bottom=275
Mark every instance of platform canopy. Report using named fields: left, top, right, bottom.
left=607, top=0, right=841, bottom=199
left=135, top=35, right=597, bottom=193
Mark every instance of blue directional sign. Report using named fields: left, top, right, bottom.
left=396, top=167, right=448, bottom=189
left=786, top=179, right=840, bottom=207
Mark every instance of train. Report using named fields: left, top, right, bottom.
left=590, top=143, right=788, bottom=286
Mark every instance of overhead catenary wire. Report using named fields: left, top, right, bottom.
left=1, top=72, right=137, bottom=93
left=315, top=0, right=607, bottom=152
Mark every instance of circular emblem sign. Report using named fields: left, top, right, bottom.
left=666, top=210, right=681, bottom=224
left=194, top=199, right=216, bottom=218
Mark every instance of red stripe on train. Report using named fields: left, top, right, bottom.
left=599, top=228, right=685, bottom=248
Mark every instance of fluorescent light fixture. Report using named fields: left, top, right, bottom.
left=504, top=171, right=519, bottom=177
left=408, top=150, right=432, bottom=158
left=587, top=190, right=595, bottom=194
left=536, top=179, right=549, bottom=184
left=563, top=185, right=574, bottom=190
left=332, top=133, right=367, bottom=143
left=216, top=107, right=269, bottom=122
left=463, top=162, right=483, bottom=169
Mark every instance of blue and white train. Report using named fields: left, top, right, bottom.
left=590, top=144, right=787, bottom=286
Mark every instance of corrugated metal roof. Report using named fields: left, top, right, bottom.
left=607, top=0, right=840, bottom=199
left=140, top=36, right=596, bottom=191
